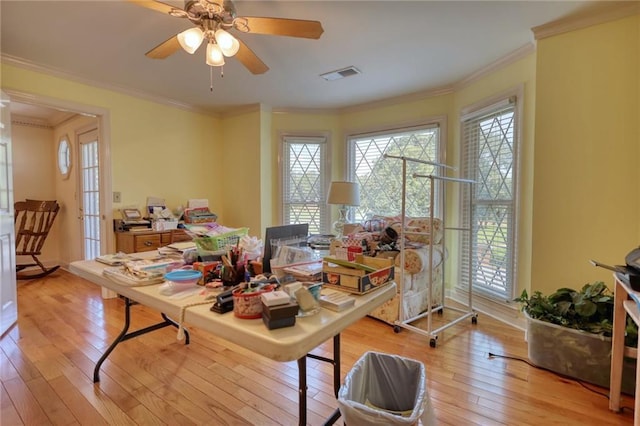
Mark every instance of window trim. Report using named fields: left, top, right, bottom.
left=278, top=132, right=331, bottom=233
left=458, top=85, right=523, bottom=302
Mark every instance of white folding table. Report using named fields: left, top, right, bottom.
left=70, top=257, right=396, bottom=425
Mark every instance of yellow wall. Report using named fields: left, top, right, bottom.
left=219, top=108, right=263, bottom=234
left=260, top=106, right=273, bottom=235
left=12, top=124, right=55, bottom=202
left=2, top=64, right=222, bottom=214
left=11, top=123, right=59, bottom=265
left=533, top=15, right=639, bottom=294
left=2, top=63, right=222, bottom=258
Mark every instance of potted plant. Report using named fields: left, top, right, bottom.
left=515, top=281, right=637, bottom=394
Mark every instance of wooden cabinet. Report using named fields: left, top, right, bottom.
left=115, top=229, right=191, bottom=253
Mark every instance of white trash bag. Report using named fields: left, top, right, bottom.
left=338, top=351, right=436, bottom=425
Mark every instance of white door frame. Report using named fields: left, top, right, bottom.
left=5, top=90, right=114, bottom=296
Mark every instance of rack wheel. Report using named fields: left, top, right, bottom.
left=471, top=315, right=478, bottom=325
left=429, top=338, right=437, bottom=348
left=393, top=325, right=401, bottom=333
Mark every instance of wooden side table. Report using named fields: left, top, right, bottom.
left=609, top=273, right=640, bottom=424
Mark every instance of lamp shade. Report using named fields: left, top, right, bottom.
left=215, top=29, right=240, bottom=57
left=206, top=43, right=225, bottom=66
left=177, top=27, right=204, bottom=54
left=327, top=181, right=360, bottom=206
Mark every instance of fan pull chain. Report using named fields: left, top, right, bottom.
left=210, top=66, right=213, bottom=92
left=221, top=66, right=224, bottom=78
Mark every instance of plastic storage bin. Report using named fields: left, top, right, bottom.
left=526, top=312, right=636, bottom=395
left=337, top=351, right=435, bottom=425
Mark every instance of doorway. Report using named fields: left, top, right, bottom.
left=6, top=89, right=113, bottom=267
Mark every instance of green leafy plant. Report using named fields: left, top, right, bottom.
left=515, top=281, right=638, bottom=347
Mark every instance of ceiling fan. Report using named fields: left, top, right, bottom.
left=129, top=0, right=324, bottom=75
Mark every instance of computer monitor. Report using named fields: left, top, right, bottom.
left=262, top=224, right=309, bottom=273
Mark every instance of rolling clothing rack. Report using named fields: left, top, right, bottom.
left=383, top=154, right=477, bottom=347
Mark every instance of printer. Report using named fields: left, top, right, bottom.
left=114, top=208, right=151, bottom=231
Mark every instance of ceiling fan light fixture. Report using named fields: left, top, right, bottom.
left=177, top=27, right=204, bottom=54
left=214, top=29, right=239, bottom=56
left=206, top=42, right=225, bottom=66
left=214, top=29, right=233, bottom=48
left=220, top=36, right=240, bottom=57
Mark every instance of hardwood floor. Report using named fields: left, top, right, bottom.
left=1, top=269, right=635, bottom=425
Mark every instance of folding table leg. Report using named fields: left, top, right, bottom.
left=297, top=356, right=307, bottom=426
left=93, top=297, right=189, bottom=382
left=302, top=334, right=343, bottom=425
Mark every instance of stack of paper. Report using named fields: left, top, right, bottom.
left=282, top=260, right=323, bottom=281
left=319, top=290, right=355, bottom=312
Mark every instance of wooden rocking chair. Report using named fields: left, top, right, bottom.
left=14, top=199, right=61, bottom=280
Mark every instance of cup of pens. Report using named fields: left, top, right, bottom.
left=220, top=264, right=237, bottom=287
left=221, top=246, right=248, bottom=286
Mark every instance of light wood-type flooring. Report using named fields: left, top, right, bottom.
left=1, top=270, right=635, bottom=425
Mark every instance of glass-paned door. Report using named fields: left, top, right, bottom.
left=78, top=128, right=100, bottom=260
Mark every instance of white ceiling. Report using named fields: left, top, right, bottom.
left=1, top=0, right=597, bottom=117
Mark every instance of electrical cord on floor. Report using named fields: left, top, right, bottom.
left=488, top=352, right=635, bottom=414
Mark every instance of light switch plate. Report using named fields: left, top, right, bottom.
left=113, top=192, right=121, bottom=203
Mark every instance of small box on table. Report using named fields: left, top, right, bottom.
left=322, top=255, right=394, bottom=294
left=262, top=301, right=299, bottom=330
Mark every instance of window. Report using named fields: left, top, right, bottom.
left=460, top=94, right=520, bottom=302
left=281, top=135, right=329, bottom=235
left=347, top=122, right=443, bottom=221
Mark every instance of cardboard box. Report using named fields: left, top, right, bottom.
left=322, top=255, right=394, bottom=294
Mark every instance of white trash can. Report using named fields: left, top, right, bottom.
left=337, top=351, right=436, bottom=425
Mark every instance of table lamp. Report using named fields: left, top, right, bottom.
left=327, top=181, right=360, bottom=238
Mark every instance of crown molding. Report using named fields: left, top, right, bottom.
left=337, top=86, right=454, bottom=115
left=532, top=1, right=640, bottom=40
left=219, top=103, right=271, bottom=119
left=11, top=114, right=53, bottom=129
left=1, top=54, right=220, bottom=117
left=272, top=106, right=341, bottom=115
left=453, top=43, right=536, bottom=91
left=334, top=42, right=534, bottom=115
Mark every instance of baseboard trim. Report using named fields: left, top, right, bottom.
left=446, top=288, right=526, bottom=331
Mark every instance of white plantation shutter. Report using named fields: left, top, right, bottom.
left=460, top=95, right=519, bottom=301
left=282, top=135, right=328, bottom=234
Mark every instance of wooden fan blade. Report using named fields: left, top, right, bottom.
left=243, top=17, right=324, bottom=39
left=127, top=0, right=179, bottom=15
left=235, top=39, right=269, bottom=74
left=145, top=35, right=181, bottom=59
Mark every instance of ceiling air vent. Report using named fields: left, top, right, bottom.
left=320, top=66, right=361, bottom=81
